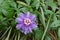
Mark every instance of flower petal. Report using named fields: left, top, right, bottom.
left=30, top=15, right=36, bottom=21
left=16, top=18, right=23, bottom=23
left=30, top=23, right=37, bottom=29
left=19, top=13, right=25, bottom=19
left=16, top=24, right=22, bottom=30
left=24, top=27, right=29, bottom=34
left=24, top=31, right=28, bottom=34
left=29, top=27, right=32, bottom=32
left=26, top=12, right=30, bottom=18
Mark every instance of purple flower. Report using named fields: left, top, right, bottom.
left=16, top=12, right=37, bottom=34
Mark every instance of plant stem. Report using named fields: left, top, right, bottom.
left=41, top=14, right=52, bottom=40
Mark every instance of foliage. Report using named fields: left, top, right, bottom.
left=0, top=0, right=60, bottom=40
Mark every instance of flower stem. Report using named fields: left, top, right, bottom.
left=41, top=14, right=52, bottom=40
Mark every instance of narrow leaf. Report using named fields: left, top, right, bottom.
left=5, top=27, right=12, bottom=40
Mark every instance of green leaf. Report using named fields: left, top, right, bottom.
left=25, top=0, right=31, bottom=5
left=0, top=14, right=3, bottom=20
left=50, top=20, right=60, bottom=27
left=1, top=8, right=14, bottom=18
left=45, top=10, right=54, bottom=15
left=40, top=7, right=46, bottom=27
left=56, top=9, right=60, bottom=20
left=5, top=27, right=12, bottom=40
left=32, top=0, right=40, bottom=9
left=45, top=0, right=57, bottom=11
left=34, top=28, right=43, bottom=40
left=17, top=1, right=30, bottom=7
left=8, top=1, right=17, bottom=9
left=0, top=27, right=10, bottom=39
left=18, top=32, right=20, bottom=40
left=14, top=34, right=17, bottom=40
left=18, top=4, right=23, bottom=9
left=58, top=0, right=60, bottom=5
left=0, top=0, right=15, bottom=18
left=45, top=35, right=51, bottom=40
left=58, top=27, right=60, bottom=40
left=0, top=0, right=4, bottom=4
left=56, top=9, right=60, bottom=14
left=20, top=35, right=27, bottom=40
left=20, top=7, right=28, bottom=13
left=53, top=14, right=57, bottom=21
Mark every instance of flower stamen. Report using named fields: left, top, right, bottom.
left=24, top=18, right=31, bottom=25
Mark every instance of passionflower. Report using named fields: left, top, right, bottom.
left=16, top=12, right=37, bottom=34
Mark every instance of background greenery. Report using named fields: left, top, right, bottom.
left=0, top=0, right=60, bottom=40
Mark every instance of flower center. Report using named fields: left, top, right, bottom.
left=24, top=18, right=31, bottom=25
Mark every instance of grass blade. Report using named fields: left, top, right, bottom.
left=5, top=27, right=12, bottom=40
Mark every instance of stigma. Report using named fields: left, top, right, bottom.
left=24, top=18, right=32, bottom=25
